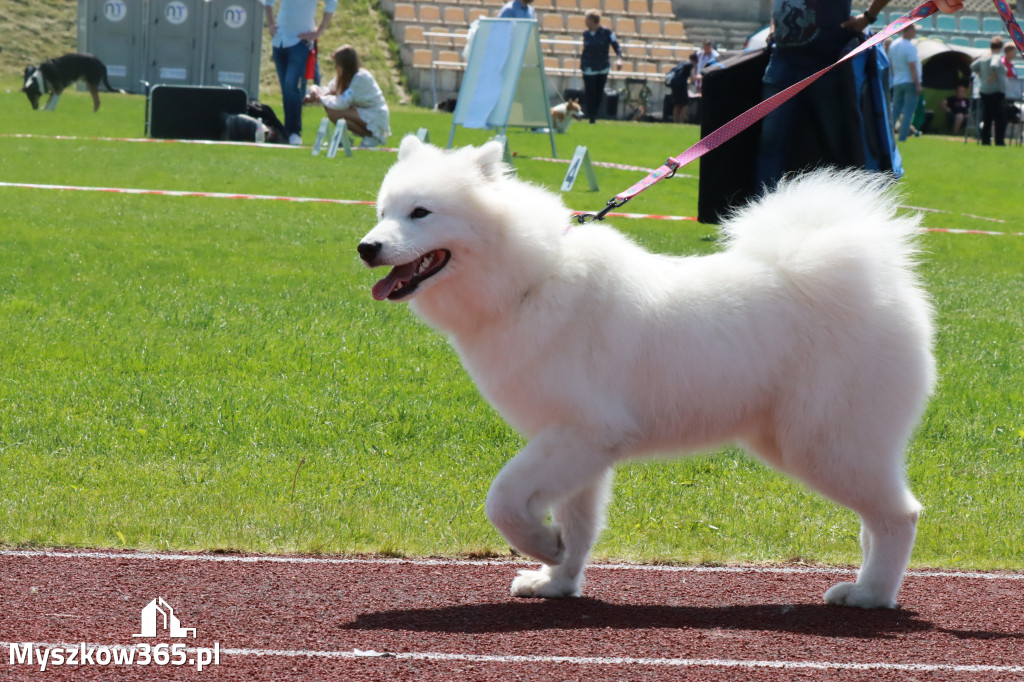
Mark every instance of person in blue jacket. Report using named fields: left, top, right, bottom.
left=579, top=9, right=623, bottom=123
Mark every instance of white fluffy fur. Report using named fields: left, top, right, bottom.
left=360, top=136, right=936, bottom=609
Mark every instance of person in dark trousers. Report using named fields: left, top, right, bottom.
left=669, top=52, right=698, bottom=123
left=579, top=9, right=623, bottom=123
left=972, top=36, right=1009, bottom=146
left=262, top=0, right=336, bottom=145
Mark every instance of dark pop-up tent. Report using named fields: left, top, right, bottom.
left=916, top=38, right=987, bottom=89
left=914, top=39, right=989, bottom=133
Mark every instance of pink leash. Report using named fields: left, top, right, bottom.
left=575, top=0, right=1024, bottom=224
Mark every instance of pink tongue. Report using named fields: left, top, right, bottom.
left=371, top=262, right=419, bottom=300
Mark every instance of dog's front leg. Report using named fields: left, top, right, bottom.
left=509, top=470, right=614, bottom=598
left=485, top=426, right=614, bottom=598
left=43, top=93, right=60, bottom=111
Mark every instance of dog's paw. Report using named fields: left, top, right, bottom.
left=510, top=567, right=581, bottom=598
left=824, top=582, right=897, bottom=609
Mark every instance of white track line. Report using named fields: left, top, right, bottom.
left=1, top=549, right=1021, bottom=581
left=0, top=133, right=309, bottom=149
left=2, top=642, right=1022, bottom=674
left=213, top=649, right=1024, bottom=674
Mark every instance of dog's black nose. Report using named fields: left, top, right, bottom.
left=358, top=241, right=382, bottom=263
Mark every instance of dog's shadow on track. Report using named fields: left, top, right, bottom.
left=344, top=600, right=937, bottom=639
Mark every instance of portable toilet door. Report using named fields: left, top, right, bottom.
left=77, top=0, right=148, bottom=94
left=202, top=0, right=263, bottom=93
left=146, top=0, right=204, bottom=86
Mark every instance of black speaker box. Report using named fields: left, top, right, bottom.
left=697, top=49, right=770, bottom=224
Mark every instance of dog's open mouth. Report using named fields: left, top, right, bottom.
left=371, top=249, right=451, bottom=301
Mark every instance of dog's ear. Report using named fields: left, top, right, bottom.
left=23, top=67, right=38, bottom=92
left=398, top=134, right=425, bottom=161
left=474, top=140, right=506, bottom=180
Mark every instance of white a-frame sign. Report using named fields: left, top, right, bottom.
left=448, top=18, right=557, bottom=157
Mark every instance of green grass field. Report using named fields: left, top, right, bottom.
left=0, top=86, right=1021, bottom=570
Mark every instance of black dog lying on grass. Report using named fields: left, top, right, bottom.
left=22, top=53, right=125, bottom=112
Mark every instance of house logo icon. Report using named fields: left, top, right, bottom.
left=132, top=597, right=196, bottom=638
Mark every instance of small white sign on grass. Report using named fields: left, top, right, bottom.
left=311, top=118, right=330, bottom=156
left=326, top=121, right=352, bottom=158
left=560, top=145, right=599, bottom=192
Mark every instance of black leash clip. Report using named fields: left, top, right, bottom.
left=574, top=156, right=679, bottom=225
left=575, top=197, right=628, bottom=225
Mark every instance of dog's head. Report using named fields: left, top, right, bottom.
left=358, top=136, right=510, bottom=306
left=565, top=98, right=581, bottom=115
left=22, top=65, right=42, bottom=109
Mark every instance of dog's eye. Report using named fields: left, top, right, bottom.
left=410, top=207, right=431, bottom=219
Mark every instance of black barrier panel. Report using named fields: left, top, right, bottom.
left=147, top=84, right=248, bottom=140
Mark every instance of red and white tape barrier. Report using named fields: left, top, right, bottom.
left=1, top=181, right=1020, bottom=236
left=0, top=181, right=374, bottom=207
left=5, top=133, right=1007, bottom=224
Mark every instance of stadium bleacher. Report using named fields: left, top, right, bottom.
left=857, top=1, right=1013, bottom=47
left=395, top=0, right=1015, bottom=113
left=392, top=0, right=696, bottom=110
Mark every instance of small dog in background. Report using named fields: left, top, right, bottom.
left=221, top=112, right=270, bottom=143
left=550, top=99, right=582, bottom=133
left=22, top=53, right=125, bottom=112
left=435, top=97, right=458, bottom=113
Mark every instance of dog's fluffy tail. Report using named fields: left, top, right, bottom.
left=719, top=169, right=923, bottom=285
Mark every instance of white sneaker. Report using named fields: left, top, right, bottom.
left=359, top=135, right=383, bottom=148
left=288, top=133, right=303, bottom=146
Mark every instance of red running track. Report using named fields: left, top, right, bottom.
left=1, top=550, right=1022, bottom=681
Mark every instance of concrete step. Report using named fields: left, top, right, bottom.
left=675, top=17, right=765, bottom=50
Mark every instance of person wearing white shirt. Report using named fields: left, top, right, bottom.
left=262, top=0, right=337, bottom=145
left=694, top=40, right=719, bottom=91
left=888, top=24, right=922, bottom=142
left=305, top=45, right=391, bottom=148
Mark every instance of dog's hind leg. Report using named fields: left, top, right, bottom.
left=786, top=448, right=920, bottom=609
left=510, top=469, right=614, bottom=598
left=485, top=426, right=615, bottom=597
left=87, top=83, right=101, bottom=112
left=823, top=489, right=920, bottom=609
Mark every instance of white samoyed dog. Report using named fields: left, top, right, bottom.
left=358, top=136, right=935, bottom=609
